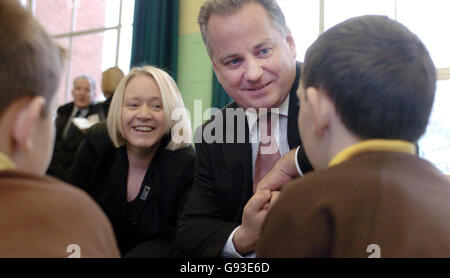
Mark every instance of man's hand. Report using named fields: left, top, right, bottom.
left=256, top=148, right=299, bottom=192
left=232, top=149, right=300, bottom=255
left=233, top=189, right=271, bottom=256
left=262, top=190, right=280, bottom=211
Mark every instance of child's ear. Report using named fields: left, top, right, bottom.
left=305, top=87, right=333, bottom=137
left=12, top=96, right=46, bottom=152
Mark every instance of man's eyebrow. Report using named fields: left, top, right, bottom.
left=253, top=39, right=273, bottom=50
left=219, top=53, right=239, bottom=64
left=218, top=39, right=274, bottom=64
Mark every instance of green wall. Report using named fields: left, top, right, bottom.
left=178, top=0, right=213, bottom=133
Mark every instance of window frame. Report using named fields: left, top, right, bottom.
left=280, top=0, right=450, bottom=81
left=22, top=0, right=129, bottom=102
left=279, top=0, right=450, bottom=173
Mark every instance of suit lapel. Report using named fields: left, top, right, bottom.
left=55, top=103, right=74, bottom=142
left=287, top=62, right=302, bottom=149
left=222, top=141, right=252, bottom=190
left=105, top=147, right=129, bottom=224
left=288, top=62, right=314, bottom=173
left=221, top=104, right=253, bottom=217
left=220, top=62, right=305, bottom=217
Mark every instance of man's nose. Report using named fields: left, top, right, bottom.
left=244, top=58, right=263, bottom=82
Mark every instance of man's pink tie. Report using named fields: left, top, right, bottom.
left=253, top=112, right=281, bottom=193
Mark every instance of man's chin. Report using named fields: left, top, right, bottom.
left=241, top=98, right=283, bottom=110
left=75, top=102, right=89, bottom=108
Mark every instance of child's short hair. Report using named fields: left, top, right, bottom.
left=301, top=15, right=436, bottom=142
left=0, top=0, right=65, bottom=117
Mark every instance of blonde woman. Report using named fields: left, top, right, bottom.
left=69, top=66, right=194, bottom=257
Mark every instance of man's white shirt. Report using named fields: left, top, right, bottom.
left=222, top=95, right=291, bottom=258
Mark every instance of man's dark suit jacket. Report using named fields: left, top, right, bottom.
left=175, top=62, right=312, bottom=257
left=257, top=152, right=450, bottom=257
left=47, top=101, right=100, bottom=182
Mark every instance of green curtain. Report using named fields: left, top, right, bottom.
left=130, top=0, right=179, bottom=81
left=212, top=71, right=233, bottom=109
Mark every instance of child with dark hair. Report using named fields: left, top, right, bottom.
left=257, top=15, right=450, bottom=258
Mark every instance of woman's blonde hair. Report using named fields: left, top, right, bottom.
left=107, top=66, right=192, bottom=151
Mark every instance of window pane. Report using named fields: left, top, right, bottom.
left=35, top=0, right=73, bottom=35
left=419, top=80, right=450, bottom=174
left=396, top=0, right=450, bottom=69
left=277, top=0, right=320, bottom=62
left=324, top=0, right=395, bottom=30
left=75, top=0, right=120, bottom=32
left=118, top=24, right=134, bottom=74
left=118, top=0, right=135, bottom=74
left=121, top=0, right=135, bottom=26
left=54, top=38, right=70, bottom=109
left=68, top=32, right=108, bottom=102
left=101, top=29, right=119, bottom=73
left=32, top=1, right=134, bottom=105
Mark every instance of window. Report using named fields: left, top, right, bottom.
left=279, top=0, right=450, bottom=174
left=20, top=0, right=135, bottom=107
left=277, top=0, right=320, bottom=63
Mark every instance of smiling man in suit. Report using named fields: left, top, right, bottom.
left=47, top=75, right=101, bottom=182
left=175, top=0, right=312, bottom=257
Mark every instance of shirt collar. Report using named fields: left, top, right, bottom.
left=73, top=106, right=89, bottom=117
left=0, top=152, right=16, bottom=171
left=245, top=94, right=290, bottom=133
left=329, top=139, right=416, bottom=167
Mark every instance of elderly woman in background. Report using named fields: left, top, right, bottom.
left=69, top=66, right=195, bottom=257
